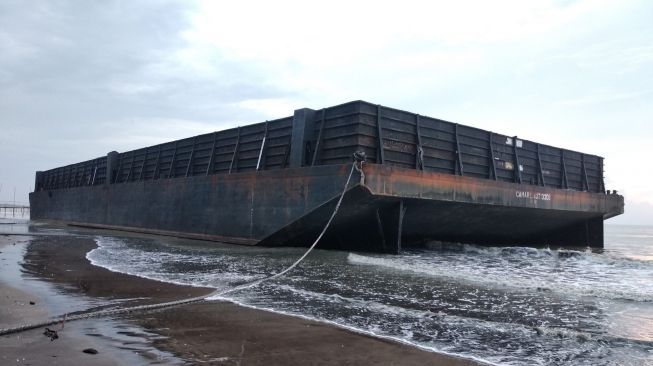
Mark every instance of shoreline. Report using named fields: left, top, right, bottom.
left=1, top=237, right=166, bottom=365
left=0, top=230, right=483, bottom=365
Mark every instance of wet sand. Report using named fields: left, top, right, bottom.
left=0, top=232, right=482, bottom=365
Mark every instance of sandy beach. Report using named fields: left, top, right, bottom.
left=0, top=230, right=481, bottom=365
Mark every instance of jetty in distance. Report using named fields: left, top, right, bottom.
left=0, top=202, right=30, bottom=219
left=30, top=100, right=624, bottom=253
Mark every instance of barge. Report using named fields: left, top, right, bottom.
left=30, top=101, right=624, bottom=253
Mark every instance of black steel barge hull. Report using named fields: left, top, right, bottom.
left=30, top=163, right=623, bottom=253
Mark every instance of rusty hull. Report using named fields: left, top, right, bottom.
left=31, top=162, right=623, bottom=253
left=363, top=164, right=623, bottom=217
left=258, top=163, right=623, bottom=252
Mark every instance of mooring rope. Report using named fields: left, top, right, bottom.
left=0, top=161, right=361, bottom=337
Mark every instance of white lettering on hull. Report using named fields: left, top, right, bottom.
left=515, top=191, right=551, bottom=201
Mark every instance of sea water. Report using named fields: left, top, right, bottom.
left=0, top=207, right=30, bottom=232
left=85, top=225, right=653, bottom=366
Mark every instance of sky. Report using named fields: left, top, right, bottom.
left=0, top=0, right=651, bottom=224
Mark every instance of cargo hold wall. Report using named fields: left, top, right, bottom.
left=304, top=101, right=605, bottom=193
left=34, top=101, right=606, bottom=195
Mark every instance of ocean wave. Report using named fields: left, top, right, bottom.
left=87, top=236, right=259, bottom=291
left=217, top=282, right=639, bottom=366
left=347, top=248, right=653, bottom=303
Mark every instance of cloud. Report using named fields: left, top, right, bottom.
left=557, top=89, right=649, bottom=106
left=609, top=201, right=653, bottom=226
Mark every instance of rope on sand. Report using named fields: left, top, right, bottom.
left=0, top=160, right=362, bottom=337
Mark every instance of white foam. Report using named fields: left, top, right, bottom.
left=87, top=236, right=258, bottom=291
left=347, top=248, right=653, bottom=302
left=205, top=295, right=499, bottom=366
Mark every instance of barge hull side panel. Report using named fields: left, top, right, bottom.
left=30, top=165, right=353, bottom=243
